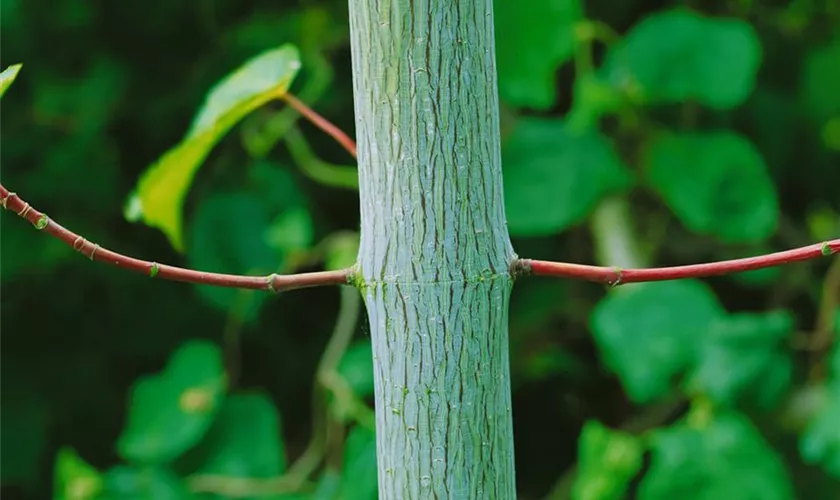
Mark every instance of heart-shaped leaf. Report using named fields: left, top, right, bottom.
left=125, top=45, right=301, bottom=250
left=117, top=340, right=227, bottom=464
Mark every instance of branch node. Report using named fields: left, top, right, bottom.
left=72, top=236, right=86, bottom=252
left=267, top=274, right=279, bottom=294
left=822, top=242, right=836, bottom=256
left=88, top=244, right=100, bottom=261
left=149, top=262, right=160, bottom=278
left=34, top=214, right=49, bottom=230
left=510, top=258, right=531, bottom=278
left=1, top=192, right=15, bottom=210
left=608, top=266, right=624, bottom=287
left=17, top=202, right=32, bottom=217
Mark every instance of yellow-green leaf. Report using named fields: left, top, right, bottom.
left=0, top=64, right=22, bottom=98
left=124, top=45, right=301, bottom=250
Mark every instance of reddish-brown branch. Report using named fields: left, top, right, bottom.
left=284, top=93, right=357, bottom=158
left=0, top=184, right=352, bottom=292
left=518, top=240, right=839, bottom=286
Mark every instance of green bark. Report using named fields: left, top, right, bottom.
left=348, top=0, right=517, bottom=497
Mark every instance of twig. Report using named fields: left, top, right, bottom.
left=0, top=185, right=352, bottom=292
left=517, top=240, right=840, bottom=286
left=283, top=93, right=357, bottom=158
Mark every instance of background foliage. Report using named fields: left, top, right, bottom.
left=2, top=0, right=839, bottom=498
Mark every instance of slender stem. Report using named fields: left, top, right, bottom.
left=284, top=125, right=359, bottom=189
left=286, top=285, right=363, bottom=484
left=517, top=240, right=840, bottom=286
left=0, top=185, right=352, bottom=292
left=283, top=93, right=357, bottom=158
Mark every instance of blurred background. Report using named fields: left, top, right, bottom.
left=1, top=0, right=839, bottom=498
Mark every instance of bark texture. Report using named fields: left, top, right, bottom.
left=348, top=0, right=517, bottom=497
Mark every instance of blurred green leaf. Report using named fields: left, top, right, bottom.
left=801, top=343, right=840, bottom=479
left=247, top=161, right=309, bottom=212
left=590, top=281, right=725, bottom=403
left=325, top=232, right=360, bottom=271
left=264, top=207, right=314, bottom=257
left=640, top=413, right=795, bottom=499
left=601, top=8, right=761, bottom=108
left=688, top=311, right=794, bottom=408
left=311, top=470, right=342, bottom=500
left=102, top=466, right=192, bottom=500
left=801, top=35, right=840, bottom=121
left=118, top=340, right=227, bottom=464
left=567, top=73, right=625, bottom=130
left=572, top=420, right=644, bottom=500
left=125, top=45, right=301, bottom=250
left=494, top=0, right=582, bottom=109
left=338, top=340, right=374, bottom=399
left=336, top=426, right=377, bottom=500
left=801, top=385, right=840, bottom=480
left=644, top=131, right=778, bottom=243
left=187, top=193, right=278, bottom=322
left=191, top=393, right=286, bottom=485
left=53, top=448, right=104, bottom=500
left=0, top=63, right=22, bottom=97
left=503, top=118, right=632, bottom=237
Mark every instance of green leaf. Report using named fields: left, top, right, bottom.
left=503, top=118, right=632, bottom=237
left=118, top=340, right=227, bottom=464
left=571, top=421, right=644, bottom=500
left=102, top=466, right=192, bottom=500
left=190, top=392, right=286, bottom=482
left=590, top=281, right=725, bottom=403
left=311, top=470, right=342, bottom=500
left=187, top=193, right=279, bottom=322
left=338, top=340, right=375, bottom=399
left=336, top=426, right=377, bottom=500
left=801, top=343, right=840, bottom=478
left=688, top=311, right=793, bottom=408
left=567, top=73, right=625, bottom=130
left=53, top=448, right=104, bottom=500
left=644, top=131, right=778, bottom=243
left=0, top=63, right=22, bottom=98
left=801, top=35, right=840, bottom=121
left=125, top=45, right=301, bottom=250
left=801, top=385, right=840, bottom=479
left=601, top=8, right=761, bottom=108
left=324, top=232, right=360, bottom=271
left=640, top=413, right=794, bottom=499
left=494, top=0, right=582, bottom=109
left=264, top=207, right=314, bottom=256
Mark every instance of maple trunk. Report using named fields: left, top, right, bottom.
left=348, top=0, right=518, bottom=497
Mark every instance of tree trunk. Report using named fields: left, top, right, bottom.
left=348, top=0, right=517, bottom=497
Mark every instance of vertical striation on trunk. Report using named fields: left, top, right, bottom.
left=347, top=0, right=517, bottom=497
